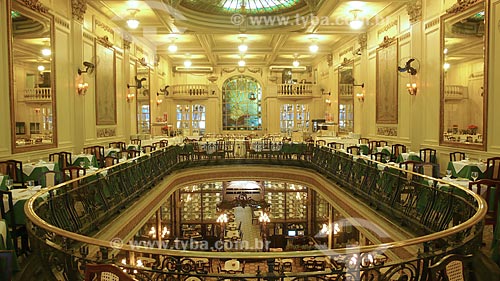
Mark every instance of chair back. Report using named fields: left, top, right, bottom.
left=0, top=160, right=25, bottom=188
left=315, top=140, right=326, bottom=147
left=84, top=264, right=136, bottom=281
left=327, top=142, right=344, bottom=149
left=359, top=138, right=369, bottom=144
left=487, top=157, right=500, bottom=180
left=368, top=140, right=379, bottom=153
left=346, top=146, right=360, bottom=156
left=38, top=170, right=61, bottom=187
left=450, top=151, right=466, bottom=162
left=104, top=156, right=119, bottom=167
left=371, top=152, right=388, bottom=163
left=391, top=144, right=407, bottom=159
left=59, top=152, right=72, bottom=169
left=419, top=148, right=437, bottom=163
left=428, top=254, right=473, bottom=281
left=378, top=140, right=388, bottom=147
left=126, top=150, right=141, bottom=159
left=108, top=141, right=126, bottom=151
left=0, top=191, right=16, bottom=226
left=62, top=167, right=86, bottom=181
left=130, top=138, right=142, bottom=146
left=468, top=179, right=500, bottom=227
left=142, top=145, right=156, bottom=153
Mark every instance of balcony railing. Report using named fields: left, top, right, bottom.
left=277, top=83, right=314, bottom=97
left=24, top=87, right=52, bottom=102
left=25, top=145, right=485, bottom=280
left=171, top=84, right=210, bottom=98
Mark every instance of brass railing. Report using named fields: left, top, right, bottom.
left=24, top=144, right=486, bottom=280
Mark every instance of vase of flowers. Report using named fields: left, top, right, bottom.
left=161, top=126, right=169, bottom=135
left=467, top=124, right=478, bottom=135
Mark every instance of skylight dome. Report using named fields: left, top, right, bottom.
left=181, top=0, right=302, bottom=15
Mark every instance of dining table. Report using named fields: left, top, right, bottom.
left=446, top=159, right=487, bottom=180
left=22, top=161, right=60, bottom=182
left=2, top=188, right=41, bottom=224
left=396, top=152, right=422, bottom=163
left=71, top=153, right=98, bottom=168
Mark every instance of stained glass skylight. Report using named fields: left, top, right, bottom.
left=181, top=0, right=303, bottom=15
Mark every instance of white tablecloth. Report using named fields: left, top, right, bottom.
left=0, top=219, right=7, bottom=247
left=2, top=188, right=40, bottom=212
left=451, top=160, right=487, bottom=173
left=22, top=162, right=56, bottom=177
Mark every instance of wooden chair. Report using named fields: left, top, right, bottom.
left=420, top=148, right=437, bottom=163
left=315, top=139, right=326, bottom=147
left=142, top=145, right=156, bottom=153
left=371, top=152, right=388, bottom=163
left=0, top=191, right=29, bottom=256
left=378, top=140, right=388, bottom=147
left=49, top=151, right=72, bottom=169
left=468, top=179, right=500, bottom=232
left=84, top=263, right=136, bottom=281
left=126, top=150, right=141, bottom=159
left=428, top=254, right=474, bottom=281
left=399, top=160, right=421, bottom=181
left=130, top=138, right=141, bottom=146
left=0, top=160, right=25, bottom=189
left=282, top=261, right=293, bottom=272
left=358, top=137, right=369, bottom=145
left=449, top=151, right=466, bottom=162
left=346, top=146, right=360, bottom=156
left=391, top=144, right=407, bottom=161
left=108, top=141, right=126, bottom=151
left=62, top=167, right=86, bottom=189
left=486, top=157, right=500, bottom=180
left=368, top=140, right=379, bottom=153
left=327, top=142, right=344, bottom=150
left=38, top=170, right=62, bottom=187
left=103, top=156, right=119, bottom=167
left=224, top=139, right=235, bottom=158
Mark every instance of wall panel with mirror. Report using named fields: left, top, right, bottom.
left=7, top=0, right=56, bottom=152
left=440, top=1, right=488, bottom=150
left=136, top=62, right=151, bottom=134
left=338, top=59, right=354, bottom=133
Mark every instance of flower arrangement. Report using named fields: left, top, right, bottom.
left=467, top=124, right=478, bottom=135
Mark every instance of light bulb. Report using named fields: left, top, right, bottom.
left=349, top=19, right=363, bottom=29
left=168, top=44, right=177, bottom=53
left=443, top=62, right=450, bottom=71
left=41, top=48, right=51, bottom=56
left=127, top=19, right=139, bottom=29
left=184, top=60, right=192, bottom=67
left=293, top=60, right=300, bottom=67
left=37, top=65, right=45, bottom=71
left=309, top=44, right=318, bottom=53
left=238, top=59, right=246, bottom=67
left=238, top=44, right=248, bottom=53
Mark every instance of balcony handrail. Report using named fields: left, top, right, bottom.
left=24, top=144, right=486, bottom=278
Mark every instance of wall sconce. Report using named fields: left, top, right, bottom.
left=127, top=76, right=147, bottom=89
left=156, top=92, right=164, bottom=105
left=159, top=85, right=169, bottom=96
left=406, top=83, right=417, bottom=95
left=126, top=92, right=135, bottom=103
left=356, top=92, right=365, bottom=102
left=77, top=61, right=95, bottom=75
left=325, top=98, right=332, bottom=106
left=77, top=82, right=89, bottom=95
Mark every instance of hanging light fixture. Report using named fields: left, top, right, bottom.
left=184, top=53, right=192, bottom=68
left=126, top=9, right=140, bottom=29
left=238, top=54, right=246, bottom=67
left=168, top=35, right=178, bottom=53
left=349, top=10, right=364, bottom=30
left=292, top=53, right=300, bottom=67
left=238, top=35, right=248, bottom=53
left=309, top=37, right=319, bottom=53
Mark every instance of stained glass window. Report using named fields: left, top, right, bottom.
left=222, top=76, right=262, bottom=131
left=181, top=0, right=302, bottom=15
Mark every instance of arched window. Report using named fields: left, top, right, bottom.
left=222, top=76, right=262, bottom=131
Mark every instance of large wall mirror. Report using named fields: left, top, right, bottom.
left=8, top=0, right=56, bottom=153
left=440, top=1, right=488, bottom=150
left=136, top=62, right=151, bottom=134
left=338, top=59, right=354, bottom=133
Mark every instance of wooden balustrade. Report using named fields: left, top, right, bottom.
left=277, top=83, right=314, bottom=97
left=24, top=87, right=52, bottom=102
left=171, top=84, right=210, bottom=98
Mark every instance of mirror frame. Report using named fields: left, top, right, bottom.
left=439, top=0, right=488, bottom=150
left=135, top=60, right=151, bottom=135
left=338, top=58, right=355, bottom=134
left=7, top=0, right=57, bottom=153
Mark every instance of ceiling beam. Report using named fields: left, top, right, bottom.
left=265, top=34, right=290, bottom=65
left=195, top=34, right=217, bottom=66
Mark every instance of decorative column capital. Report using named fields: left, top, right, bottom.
left=358, top=33, right=367, bottom=50
left=407, top=0, right=422, bottom=24
left=123, top=39, right=132, bottom=50
left=71, top=0, right=87, bottom=22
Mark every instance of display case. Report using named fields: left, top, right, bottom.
left=280, top=104, right=310, bottom=133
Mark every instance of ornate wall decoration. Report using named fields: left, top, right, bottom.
left=123, top=38, right=132, bottom=50
left=21, top=0, right=48, bottom=13
left=376, top=38, right=398, bottom=124
left=446, top=0, right=482, bottom=14
left=97, top=127, right=116, bottom=138
left=326, top=53, right=333, bottom=67
left=71, top=0, right=87, bottom=22
left=358, top=33, right=367, bottom=50
left=377, top=126, right=398, bottom=136
left=95, top=41, right=117, bottom=125
left=407, top=0, right=422, bottom=24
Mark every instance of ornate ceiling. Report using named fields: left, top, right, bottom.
left=87, top=1, right=410, bottom=68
